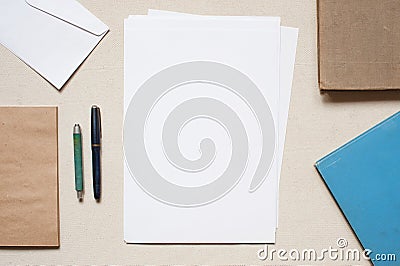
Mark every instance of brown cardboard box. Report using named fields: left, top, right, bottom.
left=317, top=0, right=400, bottom=90
left=0, top=107, right=59, bottom=247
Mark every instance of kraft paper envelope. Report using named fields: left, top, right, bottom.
left=0, top=107, right=59, bottom=247
left=0, top=0, right=109, bottom=90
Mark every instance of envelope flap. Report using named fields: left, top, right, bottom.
left=26, top=0, right=108, bottom=36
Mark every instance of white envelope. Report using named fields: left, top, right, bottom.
left=0, top=0, right=109, bottom=90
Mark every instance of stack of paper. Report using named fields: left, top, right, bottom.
left=124, top=10, right=298, bottom=243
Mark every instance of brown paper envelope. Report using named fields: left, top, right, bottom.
left=0, top=107, right=59, bottom=247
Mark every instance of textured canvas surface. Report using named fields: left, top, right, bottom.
left=0, top=0, right=400, bottom=264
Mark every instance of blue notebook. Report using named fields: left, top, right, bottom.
left=316, top=111, right=400, bottom=265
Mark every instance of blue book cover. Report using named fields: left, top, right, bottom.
left=315, top=111, right=400, bottom=265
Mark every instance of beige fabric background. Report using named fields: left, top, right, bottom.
left=0, top=0, right=399, bottom=265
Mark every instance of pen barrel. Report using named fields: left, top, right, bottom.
left=73, top=133, right=83, bottom=191
left=92, top=146, right=101, bottom=200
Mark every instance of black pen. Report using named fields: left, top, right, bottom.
left=91, top=105, right=102, bottom=201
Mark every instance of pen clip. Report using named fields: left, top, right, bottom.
left=98, top=107, right=102, bottom=140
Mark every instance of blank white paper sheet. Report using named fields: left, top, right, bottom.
left=123, top=10, right=298, bottom=243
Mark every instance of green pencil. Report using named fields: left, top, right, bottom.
left=73, top=124, right=84, bottom=200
